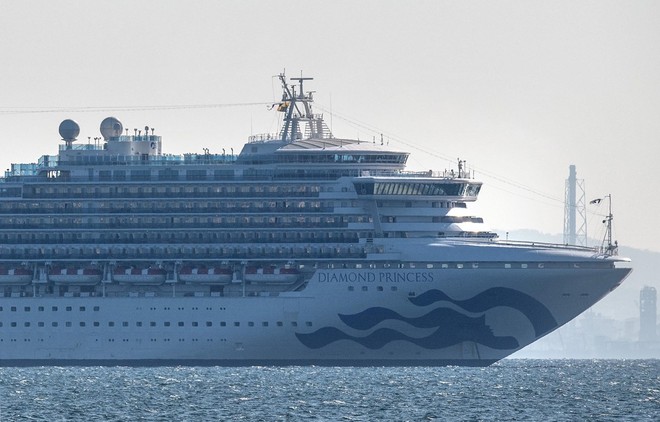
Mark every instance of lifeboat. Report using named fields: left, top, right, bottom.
left=178, top=266, right=233, bottom=284
left=244, top=266, right=300, bottom=284
left=48, top=267, right=102, bottom=285
left=113, top=266, right=166, bottom=285
left=0, top=267, right=32, bottom=285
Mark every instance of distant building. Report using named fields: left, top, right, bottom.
left=639, top=286, right=657, bottom=342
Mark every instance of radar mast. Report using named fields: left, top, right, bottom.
left=601, top=194, right=618, bottom=256
left=276, top=72, right=333, bottom=143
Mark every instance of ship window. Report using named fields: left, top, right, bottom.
left=277, top=321, right=283, bottom=327
left=24, top=322, right=30, bottom=327
left=11, top=306, right=16, bottom=312
left=11, top=322, right=17, bottom=327
left=233, top=322, right=240, bottom=327
left=178, top=322, right=184, bottom=327
left=79, top=306, right=85, bottom=311
left=348, top=286, right=354, bottom=291
left=52, top=322, right=58, bottom=327
left=150, top=322, right=156, bottom=327
left=94, top=306, right=100, bottom=311
left=24, top=306, right=31, bottom=312
left=391, top=286, right=398, bottom=291
left=164, top=322, right=170, bottom=327
left=291, top=322, right=298, bottom=327
left=38, top=306, right=44, bottom=311
left=66, top=306, right=72, bottom=311
left=377, top=286, right=383, bottom=291
left=80, top=322, right=86, bottom=327
left=248, top=322, right=254, bottom=327
left=305, top=322, right=312, bottom=327
left=192, top=322, right=198, bottom=327
left=66, top=322, right=72, bottom=327
left=136, top=322, right=143, bottom=327
left=220, top=322, right=226, bottom=327
left=362, top=286, right=368, bottom=291
left=38, top=322, right=44, bottom=327
left=94, top=322, right=100, bottom=327
left=108, top=322, right=114, bottom=327
left=262, top=322, right=268, bottom=327
left=206, top=321, right=212, bottom=327
left=122, top=322, right=129, bottom=327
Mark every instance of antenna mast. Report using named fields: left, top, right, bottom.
left=275, top=72, right=333, bottom=143
left=601, top=194, right=618, bottom=255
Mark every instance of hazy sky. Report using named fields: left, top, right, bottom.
left=1, top=1, right=659, bottom=252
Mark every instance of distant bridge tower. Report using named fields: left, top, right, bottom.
left=563, top=165, right=587, bottom=246
left=639, top=286, right=657, bottom=342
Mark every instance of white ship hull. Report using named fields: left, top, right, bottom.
left=0, top=248, right=631, bottom=366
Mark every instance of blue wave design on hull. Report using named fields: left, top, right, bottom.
left=295, top=287, right=557, bottom=351
left=296, top=309, right=519, bottom=350
left=339, top=307, right=472, bottom=330
left=409, top=287, right=557, bottom=336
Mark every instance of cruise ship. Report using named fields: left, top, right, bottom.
left=0, top=74, right=631, bottom=366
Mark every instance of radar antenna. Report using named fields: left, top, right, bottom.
left=275, top=72, right=333, bottom=143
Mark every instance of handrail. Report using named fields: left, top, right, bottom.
left=491, top=239, right=599, bottom=252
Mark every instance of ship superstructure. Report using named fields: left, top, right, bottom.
left=0, top=74, right=631, bottom=366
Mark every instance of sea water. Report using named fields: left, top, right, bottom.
left=1, top=360, right=658, bottom=421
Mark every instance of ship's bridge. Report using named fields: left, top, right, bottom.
left=353, top=176, right=482, bottom=201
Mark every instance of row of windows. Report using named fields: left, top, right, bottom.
left=0, top=200, right=330, bottom=214
left=1, top=305, right=99, bottom=312
left=27, top=184, right=321, bottom=198
left=1, top=214, right=365, bottom=229
left=0, top=286, right=397, bottom=307
left=0, top=305, right=223, bottom=312
left=0, top=230, right=362, bottom=246
left=275, top=153, right=407, bottom=165
left=49, top=161, right=401, bottom=180
left=0, top=244, right=370, bottom=261
left=0, top=320, right=313, bottom=328
left=354, top=182, right=481, bottom=197
left=1, top=337, right=224, bottom=343
left=348, top=285, right=398, bottom=292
